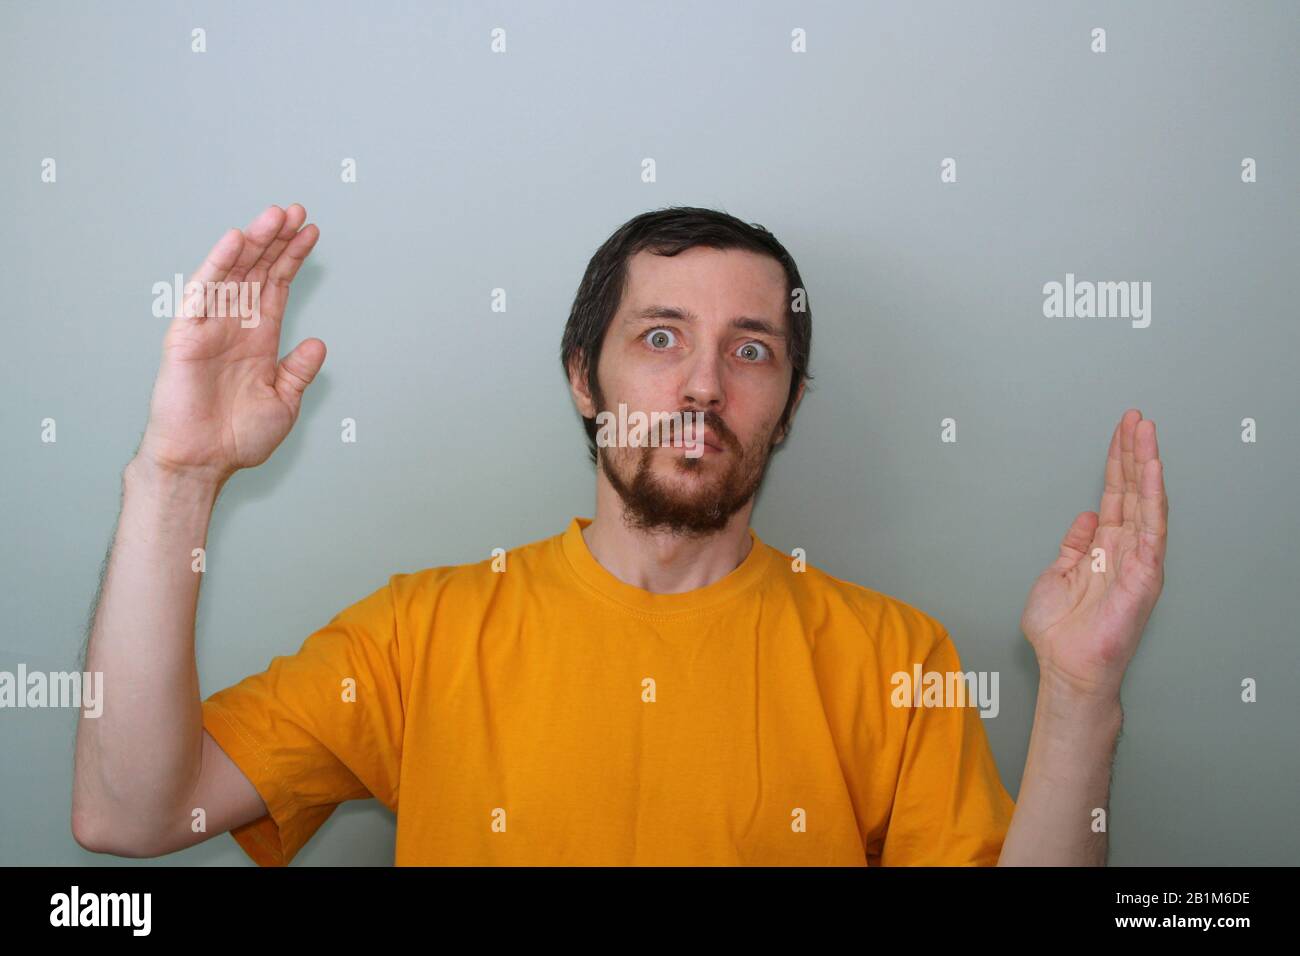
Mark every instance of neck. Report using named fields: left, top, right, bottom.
left=584, top=468, right=755, bottom=595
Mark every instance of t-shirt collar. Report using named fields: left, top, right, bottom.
left=559, top=516, right=773, bottom=617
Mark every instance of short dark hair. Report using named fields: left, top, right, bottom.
left=560, top=206, right=814, bottom=465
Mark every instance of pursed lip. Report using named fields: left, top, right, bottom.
left=659, top=420, right=725, bottom=452
left=685, top=428, right=724, bottom=452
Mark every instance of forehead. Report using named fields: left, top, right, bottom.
left=621, top=246, right=787, bottom=318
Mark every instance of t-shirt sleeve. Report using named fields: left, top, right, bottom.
left=200, top=578, right=406, bottom=866
left=879, top=631, right=1016, bottom=866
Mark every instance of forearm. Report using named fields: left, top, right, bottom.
left=997, top=674, right=1124, bottom=866
left=72, top=456, right=224, bottom=852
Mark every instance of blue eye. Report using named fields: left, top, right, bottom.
left=737, top=341, right=770, bottom=361
left=646, top=328, right=677, bottom=349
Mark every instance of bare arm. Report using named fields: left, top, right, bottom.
left=997, top=676, right=1123, bottom=865
left=998, top=410, right=1167, bottom=865
left=72, top=204, right=323, bottom=856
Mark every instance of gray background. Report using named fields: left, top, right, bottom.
left=2, top=0, right=1296, bottom=866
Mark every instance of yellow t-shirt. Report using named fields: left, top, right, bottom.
left=201, top=516, right=1015, bottom=866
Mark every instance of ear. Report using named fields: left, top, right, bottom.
left=773, top=378, right=806, bottom=445
left=567, top=351, right=596, bottom=419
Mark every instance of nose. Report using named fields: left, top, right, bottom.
left=681, top=349, right=725, bottom=411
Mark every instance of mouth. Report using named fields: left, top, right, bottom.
left=676, top=442, right=723, bottom=456
left=676, top=425, right=724, bottom=454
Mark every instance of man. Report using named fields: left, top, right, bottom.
left=71, top=204, right=1168, bottom=866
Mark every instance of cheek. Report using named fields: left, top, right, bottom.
left=730, top=381, right=788, bottom=431
left=607, top=372, right=678, bottom=411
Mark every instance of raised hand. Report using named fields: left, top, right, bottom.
left=136, top=205, right=323, bottom=483
left=1020, top=409, right=1169, bottom=701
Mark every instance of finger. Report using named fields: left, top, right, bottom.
left=178, top=228, right=244, bottom=319
left=1051, top=511, right=1099, bottom=572
left=1135, top=423, right=1167, bottom=569
left=268, top=223, right=320, bottom=289
left=1099, top=418, right=1125, bottom=526
left=246, top=204, right=307, bottom=285
left=1120, top=408, right=1142, bottom=527
left=225, top=205, right=287, bottom=283
left=275, top=337, right=327, bottom=407
left=257, top=224, right=320, bottom=329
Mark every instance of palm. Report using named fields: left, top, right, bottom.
left=141, top=205, right=323, bottom=477
left=1020, top=410, right=1169, bottom=699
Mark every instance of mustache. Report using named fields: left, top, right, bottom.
left=653, top=408, right=739, bottom=452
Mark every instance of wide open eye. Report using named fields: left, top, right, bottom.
left=737, top=341, right=771, bottom=362
left=645, top=327, right=678, bottom=350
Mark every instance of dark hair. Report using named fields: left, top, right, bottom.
left=560, top=206, right=813, bottom=465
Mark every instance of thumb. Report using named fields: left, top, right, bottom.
left=1050, top=510, right=1099, bottom=572
left=275, top=337, right=327, bottom=404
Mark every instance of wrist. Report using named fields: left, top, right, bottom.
left=1035, top=669, right=1124, bottom=732
left=124, top=453, right=227, bottom=502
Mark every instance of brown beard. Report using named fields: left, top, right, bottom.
left=592, top=385, right=781, bottom=538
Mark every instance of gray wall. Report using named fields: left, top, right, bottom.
left=1, top=0, right=1296, bottom=866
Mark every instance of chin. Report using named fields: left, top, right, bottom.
left=655, top=457, right=722, bottom=483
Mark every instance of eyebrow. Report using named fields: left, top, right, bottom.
left=628, top=305, right=788, bottom=340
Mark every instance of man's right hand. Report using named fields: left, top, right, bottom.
left=136, top=204, right=323, bottom=485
